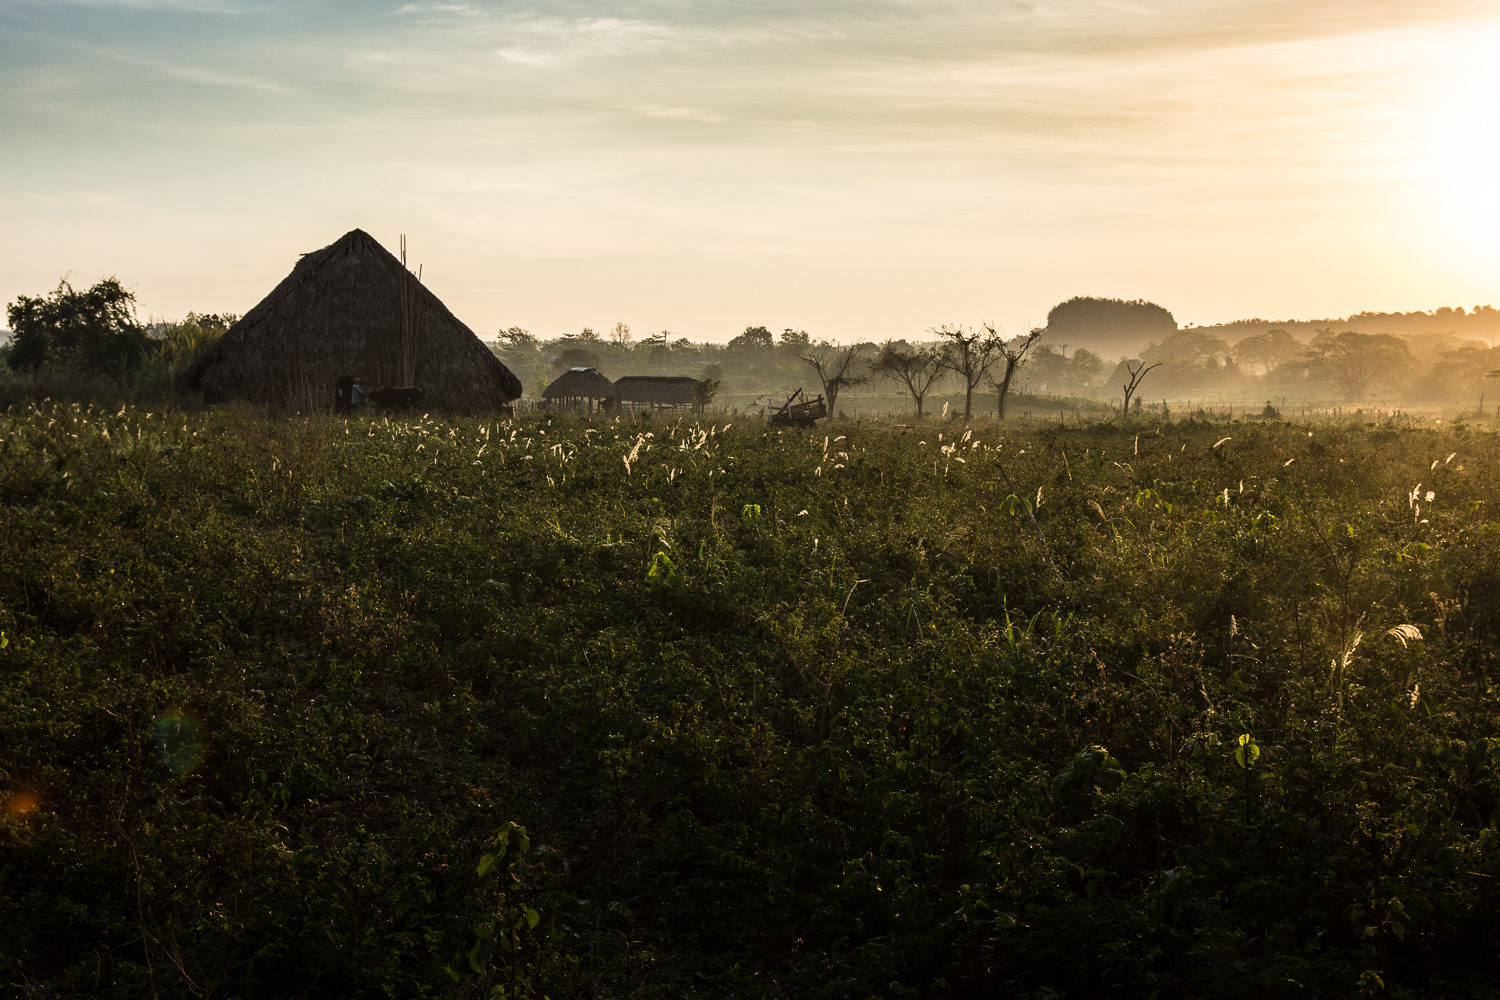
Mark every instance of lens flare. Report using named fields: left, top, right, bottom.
left=4, top=791, right=39, bottom=821
left=152, top=713, right=204, bottom=775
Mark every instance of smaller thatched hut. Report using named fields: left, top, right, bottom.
left=542, top=367, right=616, bottom=413
left=1103, top=359, right=1145, bottom=394
left=614, top=375, right=702, bottom=413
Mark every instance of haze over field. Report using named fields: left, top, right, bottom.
left=2, top=1, right=1497, bottom=340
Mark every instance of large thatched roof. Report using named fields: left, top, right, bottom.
left=184, top=229, right=522, bottom=411
left=542, top=367, right=615, bottom=400
left=614, top=375, right=699, bottom=405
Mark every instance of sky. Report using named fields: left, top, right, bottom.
left=1, top=0, right=1497, bottom=343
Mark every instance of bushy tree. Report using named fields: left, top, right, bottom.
left=1233, top=328, right=1303, bottom=377
left=1302, top=331, right=1414, bottom=402
left=554, top=346, right=602, bottom=372
left=1068, top=348, right=1105, bottom=392
left=1141, top=329, right=1233, bottom=393
left=728, top=326, right=774, bottom=352
left=1021, top=344, right=1070, bottom=391
left=6, top=277, right=152, bottom=382
left=1423, top=344, right=1500, bottom=402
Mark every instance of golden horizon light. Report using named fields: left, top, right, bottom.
left=0, top=1, right=1496, bottom=341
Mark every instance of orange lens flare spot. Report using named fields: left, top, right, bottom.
left=5, top=791, right=40, bottom=820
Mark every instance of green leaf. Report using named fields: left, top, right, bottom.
left=470, top=936, right=495, bottom=974
left=477, top=852, right=497, bottom=877
left=524, top=907, right=540, bottom=929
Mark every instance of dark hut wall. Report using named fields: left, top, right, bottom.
left=613, top=376, right=700, bottom=412
left=187, top=230, right=521, bottom=412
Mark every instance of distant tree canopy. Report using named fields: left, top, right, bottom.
left=1023, top=344, right=1070, bottom=388
left=1424, top=344, right=1500, bottom=400
left=554, top=346, right=603, bottom=371
left=1232, top=329, right=1303, bottom=376
left=1069, top=348, right=1105, bottom=388
left=1302, top=332, right=1415, bottom=403
left=1140, top=329, right=1234, bottom=392
left=729, top=326, right=774, bottom=352
left=1044, top=296, right=1177, bottom=347
left=1019, top=345, right=1106, bottom=393
left=6, top=277, right=152, bottom=382
left=497, top=326, right=537, bottom=346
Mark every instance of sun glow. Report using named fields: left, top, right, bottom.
left=1403, top=17, right=1500, bottom=273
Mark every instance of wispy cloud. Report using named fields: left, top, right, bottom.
left=152, top=60, right=285, bottom=92
left=32, top=0, right=251, bottom=11
left=2, top=0, right=1497, bottom=336
left=636, top=104, right=728, bottom=122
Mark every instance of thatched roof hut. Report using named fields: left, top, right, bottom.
left=1103, top=358, right=1145, bottom=395
left=614, top=375, right=700, bottom=411
left=542, top=367, right=616, bottom=413
left=184, top=229, right=522, bottom=411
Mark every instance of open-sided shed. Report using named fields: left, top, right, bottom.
left=542, top=367, right=616, bottom=412
left=613, top=375, right=701, bottom=413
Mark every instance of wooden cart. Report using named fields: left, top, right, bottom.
left=769, top=388, right=827, bottom=428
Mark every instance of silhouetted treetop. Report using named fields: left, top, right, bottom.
left=6, top=276, right=151, bottom=382
left=729, top=326, right=774, bottom=351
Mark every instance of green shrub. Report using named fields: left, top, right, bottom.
left=1, top=405, right=1497, bottom=997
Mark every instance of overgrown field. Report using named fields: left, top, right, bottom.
left=2, top=403, right=1498, bottom=999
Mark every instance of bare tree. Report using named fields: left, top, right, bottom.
left=986, top=326, right=1045, bottom=421
left=610, top=322, right=632, bottom=346
left=869, top=340, right=944, bottom=418
left=1120, top=360, right=1160, bottom=417
left=934, top=324, right=1000, bottom=421
left=799, top=342, right=870, bottom=418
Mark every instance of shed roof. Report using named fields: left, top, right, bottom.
left=542, top=367, right=616, bottom=399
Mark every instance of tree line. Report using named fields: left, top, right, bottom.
left=6, top=278, right=1495, bottom=414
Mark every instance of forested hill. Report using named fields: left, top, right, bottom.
left=1190, top=306, right=1500, bottom=344
left=1042, top=299, right=1500, bottom=359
